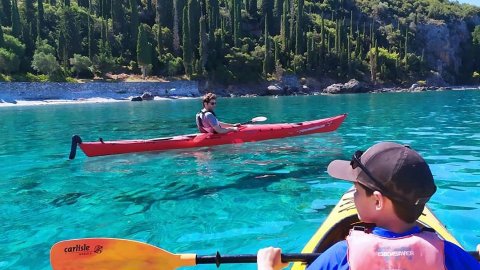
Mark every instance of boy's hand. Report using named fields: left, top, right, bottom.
left=257, top=247, right=289, bottom=270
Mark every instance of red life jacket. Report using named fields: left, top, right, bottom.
left=196, top=109, right=218, bottom=133
left=346, top=227, right=446, bottom=270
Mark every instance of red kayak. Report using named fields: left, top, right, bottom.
left=69, top=114, right=347, bottom=158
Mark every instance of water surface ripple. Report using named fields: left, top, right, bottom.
left=0, top=90, right=479, bottom=269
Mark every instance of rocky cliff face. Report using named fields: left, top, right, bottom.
left=414, top=16, right=479, bottom=83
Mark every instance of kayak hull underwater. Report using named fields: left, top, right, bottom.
left=291, top=188, right=462, bottom=270
left=73, top=114, right=347, bottom=158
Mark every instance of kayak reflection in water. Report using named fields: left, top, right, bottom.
left=195, top=92, right=240, bottom=134
left=257, top=142, right=480, bottom=270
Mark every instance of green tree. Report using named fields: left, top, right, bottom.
left=24, top=0, right=36, bottom=41
left=472, top=26, right=480, bottom=73
left=182, top=6, right=192, bottom=76
left=280, top=0, right=289, bottom=51
left=1, top=0, right=12, bottom=26
left=0, top=35, right=24, bottom=73
left=36, top=0, right=44, bottom=42
left=111, top=0, right=126, bottom=36
left=273, top=0, right=282, bottom=34
left=199, top=15, right=207, bottom=75
left=137, top=24, right=153, bottom=78
left=173, top=0, right=185, bottom=54
left=0, top=48, right=20, bottom=73
left=88, top=0, right=94, bottom=59
left=11, top=0, right=21, bottom=38
left=263, top=14, right=272, bottom=77
left=32, top=52, right=61, bottom=76
left=129, top=0, right=139, bottom=55
left=0, top=17, right=4, bottom=47
left=188, top=0, right=200, bottom=55
left=206, top=0, right=219, bottom=29
left=295, top=0, right=304, bottom=55
left=248, top=0, right=257, bottom=17
left=233, top=0, right=241, bottom=47
left=70, top=54, right=93, bottom=77
left=262, top=0, right=273, bottom=34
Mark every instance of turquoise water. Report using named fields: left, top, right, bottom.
left=1, top=90, right=479, bottom=269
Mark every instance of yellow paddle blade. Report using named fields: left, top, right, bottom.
left=50, top=238, right=196, bottom=270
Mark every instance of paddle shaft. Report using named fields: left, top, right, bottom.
left=197, top=251, right=480, bottom=266
left=196, top=252, right=321, bottom=266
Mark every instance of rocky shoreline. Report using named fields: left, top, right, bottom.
left=0, top=78, right=479, bottom=107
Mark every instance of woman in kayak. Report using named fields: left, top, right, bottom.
left=257, top=142, right=480, bottom=270
left=196, top=93, right=239, bottom=134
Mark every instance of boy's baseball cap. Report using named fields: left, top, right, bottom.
left=327, top=142, right=436, bottom=205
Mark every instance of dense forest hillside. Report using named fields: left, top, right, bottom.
left=0, top=0, right=479, bottom=85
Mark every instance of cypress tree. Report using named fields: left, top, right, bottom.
left=233, top=0, right=241, bottom=47
left=36, top=0, right=44, bottom=42
left=347, top=34, right=351, bottom=74
left=64, top=7, right=81, bottom=58
left=155, top=0, right=163, bottom=28
left=182, top=6, right=192, bottom=76
left=289, top=0, right=294, bottom=51
left=129, top=0, right=139, bottom=55
left=155, top=0, right=162, bottom=58
left=355, top=28, right=361, bottom=60
left=207, top=0, right=219, bottom=30
left=199, top=14, right=208, bottom=74
left=188, top=0, right=200, bottom=56
left=220, top=17, right=225, bottom=51
left=111, top=0, right=126, bottom=35
left=0, top=17, right=4, bottom=48
left=137, top=24, right=152, bottom=78
left=248, top=0, right=257, bottom=17
left=294, top=0, right=303, bottom=55
left=162, top=0, right=173, bottom=29
left=262, top=0, right=273, bottom=34
left=320, top=14, right=324, bottom=63
left=2, top=0, right=11, bottom=26
left=23, top=0, right=36, bottom=50
left=334, top=19, right=339, bottom=54
left=363, top=21, right=366, bottom=40
left=11, top=0, right=22, bottom=38
left=370, top=38, right=377, bottom=84
left=404, top=28, right=408, bottom=70
left=280, top=0, right=288, bottom=51
left=58, top=30, right=67, bottom=68
left=273, top=0, right=282, bottom=34
left=146, top=0, right=153, bottom=18
left=0, top=4, right=5, bottom=25
left=274, top=38, right=280, bottom=66
left=263, top=14, right=271, bottom=77
left=77, top=0, right=88, bottom=8
left=173, top=0, right=184, bottom=54
left=88, top=0, right=94, bottom=59
left=306, top=33, right=312, bottom=70
left=349, top=11, right=353, bottom=38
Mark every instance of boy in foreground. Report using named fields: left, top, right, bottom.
left=257, top=142, right=480, bottom=270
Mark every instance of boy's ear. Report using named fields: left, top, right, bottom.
left=373, top=191, right=384, bottom=210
